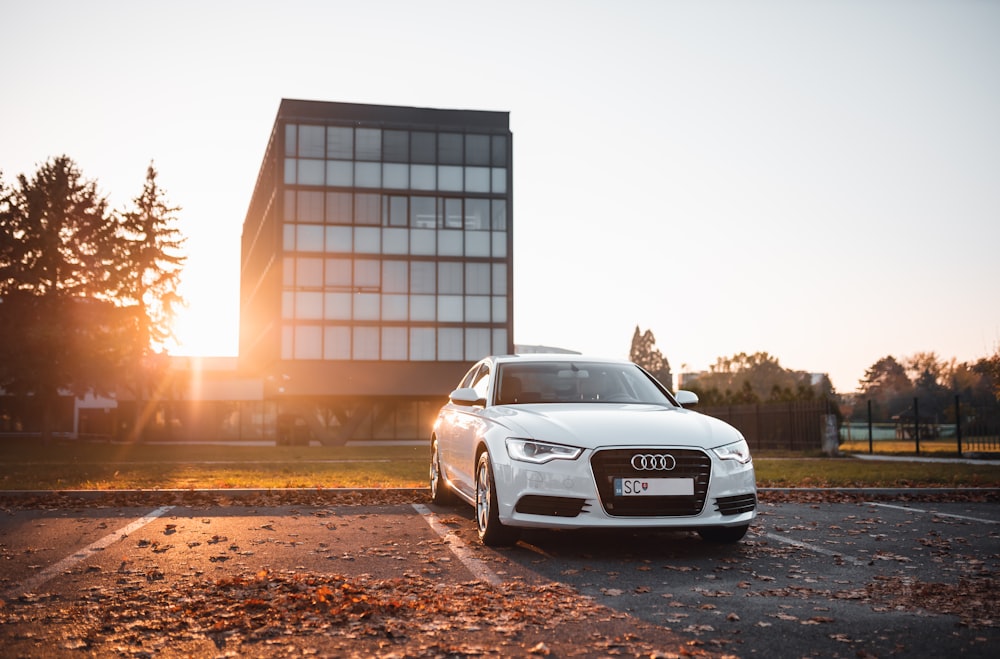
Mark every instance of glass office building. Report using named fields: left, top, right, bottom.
left=240, top=100, right=513, bottom=443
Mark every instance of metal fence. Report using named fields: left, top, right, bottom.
left=697, top=400, right=834, bottom=452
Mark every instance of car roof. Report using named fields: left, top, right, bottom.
left=492, top=354, right=632, bottom=366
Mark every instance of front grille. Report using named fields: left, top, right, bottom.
left=715, top=493, right=757, bottom=516
left=515, top=495, right=589, bottom=517
left=590, top=448, right=711, bottom=517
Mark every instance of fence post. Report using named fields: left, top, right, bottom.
left=867, top=400, right=873, bottom=454
left=914, top=397, right=921, bottom=456
left=955, top=394, right=962, bottom=455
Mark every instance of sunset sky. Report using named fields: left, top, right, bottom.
left=2, top=0, right=998, bottom=393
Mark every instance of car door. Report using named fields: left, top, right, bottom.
left=448, top=362, right=491, bottom=498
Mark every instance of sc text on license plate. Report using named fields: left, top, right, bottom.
left=614, top=478, right=694, bottom=497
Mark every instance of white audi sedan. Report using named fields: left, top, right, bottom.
left=430, top=354, right=757, bottom=546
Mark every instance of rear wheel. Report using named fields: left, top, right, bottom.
left=697, top=524, right=749, bottom=544
left=475, top=450, right=520, bottom=547
left=429, top=438, right=453, bottom=504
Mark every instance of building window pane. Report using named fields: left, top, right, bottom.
left=438, top=231, right=463, bottom=256
left=438, top=328, right=463, bottom=361
left=354, top=259, right=380, bottom=288
left=465, top=198, right=488, bottom=230
left=355, top=162, right=381, bottom=188
left=410, top=164, right=435, bottom=190
left=465, top=296, right=490, bottom=322
left=383, top=163, right=408, bottom=189
left=411, top=262, right=435, bottom=293
left=438, top=133, right=463, bottom=164
left=492, top=263, right=507, bottom=295
left=353, top=326, right=379, bottom=359
left=325, top=292, right=352, bottom=319
left=410, top=196, right=437, bottom=228
left=493, top=328, right=509, bottom=355
left=326, top=191, right=352, bottom=223
left=491, top=167, right=507, bottom=193
left=465, top=232, right=490, bottom=256
left=298, top=125, right=325, bottom=158
left=354, top=293, right=380, bottom=320
left=284, top=158, right=297, bottom=184
left=465, top=134, right=490, bottom=165
left=384, top=195, right=408, bottom=226
left=354, top=227, right=380, bottom=253
left=411, top=131, right=435, bottom=163
left=382, top=294, right=408, bottom=320
left=383, top=130, right=409, bottom=162
left=491, top=135, right=508, bottom=166
left=466, top=328, right=490, bottom=361
left=443, top=198, right=463, bottom=228
left=438, top=295, right=463, bottom=322
left=438, top=262, right=463, bottom=294
left=283, top=223, right=296, bottom=249
left=282, top=325, right=294, bottom=359
left=326, top=258, right=352, bottom=287
left=355, top=128, right=381, bottom=161
left=297, top=257, right=323, bottom=287
left=295, top=326, right=322, bottom=359
left=465, top=263, right=489, bottom=294
left=491, top=199, right=507, bottom=230
left=296, top=291, right=323, bottom=319
left=324, top=326, right=350, bottom=359
left=492, top=296, right=507, bottom=322
left=382, top=327, right=408, bottom=360
left=285, top=124, right=297, bottom=157
left=325, top=226, right=352, bottom=252
left=382, top=260, right=408, bottom=292
left=298, top=159, right=325, bottom=185
left=492, top=231, right=507, bottom=258
left=355, top=193, right=381, bottom=225
left=284, top=190, right=295, bottom=221
left=410, top=295, right=436, bottom=320
left=438, top=166, right=462, bottom=192
left=298, top=191, right=324, bottom=222
left=382, top=228, right=408, bottom=254
left=411, top=229, right=435, bottom=255
left=283, top=256, right=295, bottom=286
left=410, top=328, right=435, bottom=360
left=465, top=167, right=490, bottom=193
left=327, top=160, right=353, bottom=186
left=327, top=126, right=353, bottom=159
left=282, top=291, right=294, bottom=318
left=296, top=224, right=324, bottom=251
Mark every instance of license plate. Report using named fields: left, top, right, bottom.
left=614, top=477, right=694, bottom=497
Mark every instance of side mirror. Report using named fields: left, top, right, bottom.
left=675, top=390, right=699, bottom=408
left=449, top=387, right=486, bottom=407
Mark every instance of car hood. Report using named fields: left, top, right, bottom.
left=486, top=403, right=744, bottom=450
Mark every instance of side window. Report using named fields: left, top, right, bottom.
left=471, top=364, right=491, bottom=401
left=458, top=363, right=481, bottom=389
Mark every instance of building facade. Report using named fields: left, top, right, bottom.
left=240, top=100, right=514, bottom=443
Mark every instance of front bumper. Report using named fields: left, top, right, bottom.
left=494, top=445, right=757, bottom=530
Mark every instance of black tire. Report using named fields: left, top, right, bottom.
left=697, top=524, right=750, bottom=544
left=475, top=450, right=520, bottom=547
left=429, top=438, right=454, bottom=505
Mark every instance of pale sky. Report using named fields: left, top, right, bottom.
left=2, top=0, right=998, bottom=393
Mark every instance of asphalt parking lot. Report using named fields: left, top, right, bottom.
left=0, top=494, right=997, bottom=657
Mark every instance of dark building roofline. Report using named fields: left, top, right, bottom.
left=277, top=98, right=510, bottom=131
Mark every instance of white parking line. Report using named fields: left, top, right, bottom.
left=866, top=502, right=1000, bottom=525
left=3, top=505, right=174, bottom=598
left=412, top=504, right=502, bottom=586
left=764, top=532, right=865, bottom=566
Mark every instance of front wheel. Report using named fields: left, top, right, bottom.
left=475, top=451, right=520, bottom=547
left=697, top=524, right=750, bottom=544
left=429, top=438, right=454, bottom=505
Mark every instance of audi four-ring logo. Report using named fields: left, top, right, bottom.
left=630, top=453, right=677, bottom=471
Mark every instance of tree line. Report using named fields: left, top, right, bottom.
left=0, top=156, right=185, bottom=439
left=628, top=326, right=1000, bottom=420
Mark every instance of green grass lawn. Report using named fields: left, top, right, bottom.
left=0, top=438, right=997, bottom=490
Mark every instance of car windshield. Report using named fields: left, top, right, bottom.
left=495, top=362, right=676, bottom=406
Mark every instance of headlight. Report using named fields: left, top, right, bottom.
left=712, top=438, right=752, bottom=464
left=506, top=438, right=583, bottom=464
